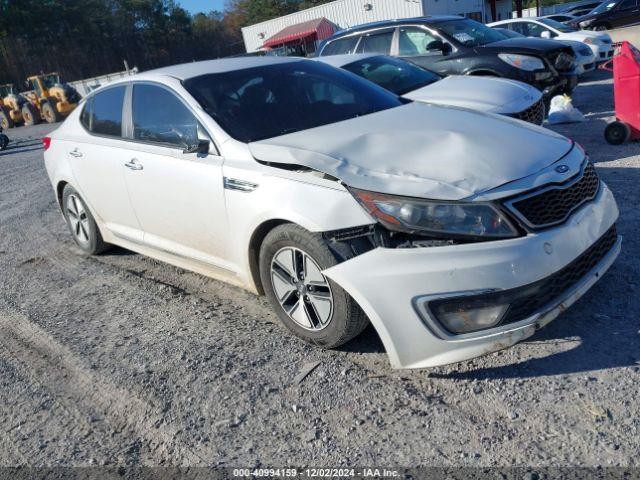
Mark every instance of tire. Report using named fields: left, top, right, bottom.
left=594, top=24, right=609, bottom=31
left=259, top=223, right=368, bottom=348
left=0, top=134, right=8, bottom=150
left=41, top=99, right=61, bottom=123
left=0, top=106, right=13, bottom=129
left=61, top=185, right=109, bottom=255
left=21, top=103, right=40, bottom=126
left=604, top=121, right=631, bottom=145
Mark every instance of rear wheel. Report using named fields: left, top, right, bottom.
left=0, top=106, right=14, bottom=129
left=62, top=185, right=109, bottom=255
left=605, top=121, right=631, bottom=145
left=259, top=224, right=368, bottom=348
left=0, top=133, right=8, bottom=150
left=41, top=100, right=61, bottom=123
left=21, top=103, right=40, bottom=126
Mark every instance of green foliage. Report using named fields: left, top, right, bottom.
left=0, top=0, right=243, bottom=85
left=0, top=0, right=353, bottom=85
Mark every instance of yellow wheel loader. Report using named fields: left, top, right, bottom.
left=22, top=73, right=80, bottom=125
left=0, top=83, right=25, bottom=129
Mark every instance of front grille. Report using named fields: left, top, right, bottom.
left=578, top=46, right=592, bottom=56
left=427, top=225, right=618, bottom=334
left=511, top=99, right=545, bottom=125
left=499, top=224, right=618, bottom=326
left=506, top=162, right=600, bottom=229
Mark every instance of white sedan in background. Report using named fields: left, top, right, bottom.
left=44, top=56, right=620, bottom=369
left=489, top=17, right=614, bottom=62
left=317, top=54, right=545, bottom=125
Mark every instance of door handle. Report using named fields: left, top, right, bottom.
left=124, top=158, right=143, bottom=171
left=69, top=148, right=83, bottom=158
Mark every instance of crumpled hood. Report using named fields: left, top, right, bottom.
left=249, top=102, right=573, bottom=200
left=402, top=75, right=541, bottom=114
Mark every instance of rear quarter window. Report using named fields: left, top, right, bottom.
left=90, top=86, right=126, bottom=137
left=80, top=98, right=92, bottom=131
left=321, top=36, right=360, bottom=56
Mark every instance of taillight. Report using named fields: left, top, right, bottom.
left=42, top=137, right=52, bottom=150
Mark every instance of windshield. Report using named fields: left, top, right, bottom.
left=536, top=18, right=578, bottom=32
left=342, top=56, right=441, bottom=96
left=590, top=0, right=618, bottom=14
left=438, top=18, right=508, bottom=47
left=184, top=61, right=403, bottom=143
left=42, top=74, right=60, bottom=88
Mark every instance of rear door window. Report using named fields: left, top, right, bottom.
left=132, top=84, right=198, bottom=147
left=509, top=22, right=527, bottom=35
left=90, top=86, right=126, bottom=137
left=356, top=29, right=394, bottom=54
left=321, top=36, right=359, bottom=56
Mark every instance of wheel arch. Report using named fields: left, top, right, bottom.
left=247, top=218, right=292, bottom=295
left=56, top=180, right=68, bottom=209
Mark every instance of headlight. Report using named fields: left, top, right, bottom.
left=580, top=20, right=595, bottom=28
left=498, top=53, right=545, bottom=71
left=350, top=188, right=519, bottom=239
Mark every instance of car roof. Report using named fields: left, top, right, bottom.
left=140, top=56, right=305, bottom=81
left=314, top=53, right=378, bottom=68
left=329, top=15, right=464, bottom=39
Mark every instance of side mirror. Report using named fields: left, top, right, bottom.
left=540, top=30, right=552, bottom=39
left=183, top=139, right=209, bottom=155
left=426, top=40, right=445, bottom=51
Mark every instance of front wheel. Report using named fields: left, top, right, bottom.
left=605, top=121, right=631, bottom=145
left=594, top=24, right=609, bottom=31
left=259, top=224, right=368, bottom=348
left=0, top=106, right=14, bottom=129
left=21, top=103, right=40, bottom=126
left=62, top=185, right=110, bottom=255
left=41, top=100, right=61, bottom=123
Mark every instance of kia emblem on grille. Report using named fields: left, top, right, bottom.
left=555, top=165, right=570, bottom=174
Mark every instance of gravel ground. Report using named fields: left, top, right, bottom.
left=0, top=70, right=639, bottom=471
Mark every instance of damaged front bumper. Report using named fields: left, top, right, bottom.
left=323, top=183, right=620, bottom=369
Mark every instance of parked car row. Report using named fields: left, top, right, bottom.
left=533, top=0, right=640, bottom=31
left=567, top=0, right=640, bottom=30
left=43, top=47, right=621, bottom=368
left=317, top=16, right=593, bottom=99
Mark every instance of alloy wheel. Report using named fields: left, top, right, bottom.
left=66, top=194, right=91, bottom=245
left=270, top=247, right=333, bottom=331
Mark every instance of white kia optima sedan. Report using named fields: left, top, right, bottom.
left=44, top=57, right=621, bottom=369
left=317, top=54, right=545, bottom=124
